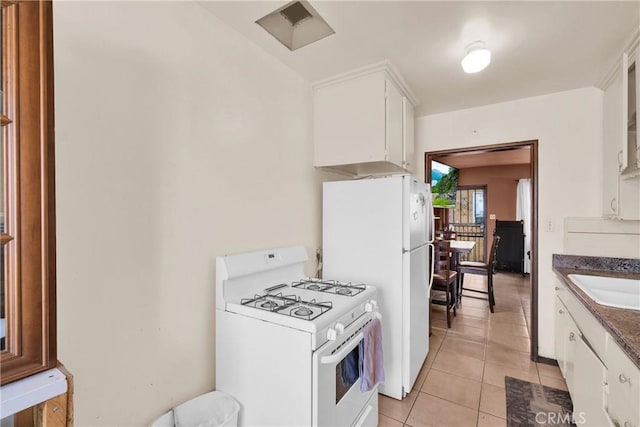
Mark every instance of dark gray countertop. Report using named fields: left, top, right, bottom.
left=552, top=254, right=640, bottom=369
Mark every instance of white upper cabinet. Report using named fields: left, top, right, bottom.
left=385, top=78, right=404, bottom=168
left=313, top=62, right=418, bottom=176
left=621, top=48, right=640, bottom=176
left=403, top=97, right=415, bottom=173
left=602, top=42, right=640, bottom=220
left=602, top=61, right=623, bottom=217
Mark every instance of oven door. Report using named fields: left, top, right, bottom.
left=312, top=312, right=380, bottom=427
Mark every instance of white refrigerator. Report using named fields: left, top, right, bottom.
left=323, top=175, right=434, bottom=400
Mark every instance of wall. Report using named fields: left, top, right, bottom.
left=54, top=2, right=332, bottom=425
left=458, top=164, right=531, bottom=254
left=415, top=87, right=603, bottom=359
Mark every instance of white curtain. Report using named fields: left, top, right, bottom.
left=516, top=179, right=532, bottom=274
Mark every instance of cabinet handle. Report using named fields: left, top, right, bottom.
left=619, top=373, right=630, bottom=384
left=617, top=149, right=623, bottom=169
left=558, top=309, right=564, bottom=314
left=568, top=332, right=576, bottom=342
left=611, top=198, right=617, bottom=212
left=555, top=286, right=560, bottom=291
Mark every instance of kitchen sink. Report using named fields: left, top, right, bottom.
left=568, top=274, right=640, bottom=310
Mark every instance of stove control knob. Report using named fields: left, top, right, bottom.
left=365, top=300, right=378, bottom=312
left=327, top=328, right=337, bottom=341
left=335, top=322, right=345, bottom=335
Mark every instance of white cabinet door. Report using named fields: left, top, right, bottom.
left=621, top=53, right=630, bottom=173
left=564, top=313, right=579, bottom=394
left=385, top=79, right=403, bottom=167
left=606, top=336, right=640, bottom=427
left=402, top=97, right=415, bottom=173
left=572, top=333, right=608, bottom=427
left=555, top=294, right=580, bottom=394
left=313, top=72, right=386, bottom=167
left=602, top=52, right=640, bottom=220
left=602, top=63, right=623, bottom=217
left=624, top=47, right=640, bottom=175
left=555, top=296, right=568, bottom=375
left=313, top=64, right=415, bottom=176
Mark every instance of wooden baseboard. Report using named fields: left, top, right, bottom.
left=534, top=355, right=558, bottom=366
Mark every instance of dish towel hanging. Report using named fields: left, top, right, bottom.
left=359, top=317, right=384, bottom=392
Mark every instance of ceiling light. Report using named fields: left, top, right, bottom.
left=461, top=41, right=491, bottom=74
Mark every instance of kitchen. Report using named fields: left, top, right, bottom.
left=0, top=1, right=639, bottom=426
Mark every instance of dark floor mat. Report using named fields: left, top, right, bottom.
left=505, top=376, right=575, bottom=427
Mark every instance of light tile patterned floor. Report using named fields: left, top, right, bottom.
left=378, top=272, right=567, bottom=427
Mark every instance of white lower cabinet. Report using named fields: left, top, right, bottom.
left=555, top=280, right=640, bottom=427
left=555, top=297, right=568, bottom=375
left=573, top=333, right=609, bottom=427
left=606, top=335, right=640, bottom=427
left=555, top=296, right=577, bottom=391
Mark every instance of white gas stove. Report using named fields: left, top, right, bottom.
left=216, top=246, right=380, bottom=427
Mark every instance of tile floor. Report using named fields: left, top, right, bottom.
left=378, top=272, right=568, bottom=427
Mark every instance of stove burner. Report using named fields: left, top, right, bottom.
left=242, top=293, right=297, bottom=312
left=292, top=279, right=366, bottom=296
left=241, top=291, right=333, bottom=320
left=261, top=301, right=278, bottom=309
left=294, top=307, right=313, bottom=317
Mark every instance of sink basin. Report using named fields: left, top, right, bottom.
left=568, top=274, right=640, bottom=310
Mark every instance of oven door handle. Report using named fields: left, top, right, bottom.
left=320, top=332, right=364, bottom=365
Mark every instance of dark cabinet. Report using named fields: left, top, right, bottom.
left=494, top=220, right=525, bottom=273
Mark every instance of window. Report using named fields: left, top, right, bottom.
left=1, top=0, right=56, bottom=385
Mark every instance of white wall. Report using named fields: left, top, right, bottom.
left=415, top=87, right=603, bottom=359
left=54, top=2, right=331, bottom=425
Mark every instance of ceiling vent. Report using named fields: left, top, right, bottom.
left=256, top=1, right=335, bottom=51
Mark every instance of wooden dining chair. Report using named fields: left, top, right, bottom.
left=457, top=235, right=501, bottom=313
left=431, top=241, right=457, bottom=328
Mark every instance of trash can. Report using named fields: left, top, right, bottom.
left=151, top=391, right=240, bottom=427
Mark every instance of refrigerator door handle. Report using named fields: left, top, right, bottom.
left=427, top=189, right=435, bottom=243
left=428, top=243, right=435, bottom=288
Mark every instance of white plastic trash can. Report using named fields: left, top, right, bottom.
left=152, top=391, right=240, bottom=427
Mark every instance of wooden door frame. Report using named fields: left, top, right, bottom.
left=425, top=140, right=541, bottom=362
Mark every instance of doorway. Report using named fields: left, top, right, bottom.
left=425, top=140, right=541, bottom=362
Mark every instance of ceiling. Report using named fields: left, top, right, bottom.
left=434, top=147, right=531, bottom=169
left=200, top=1, right=639, bottom=116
